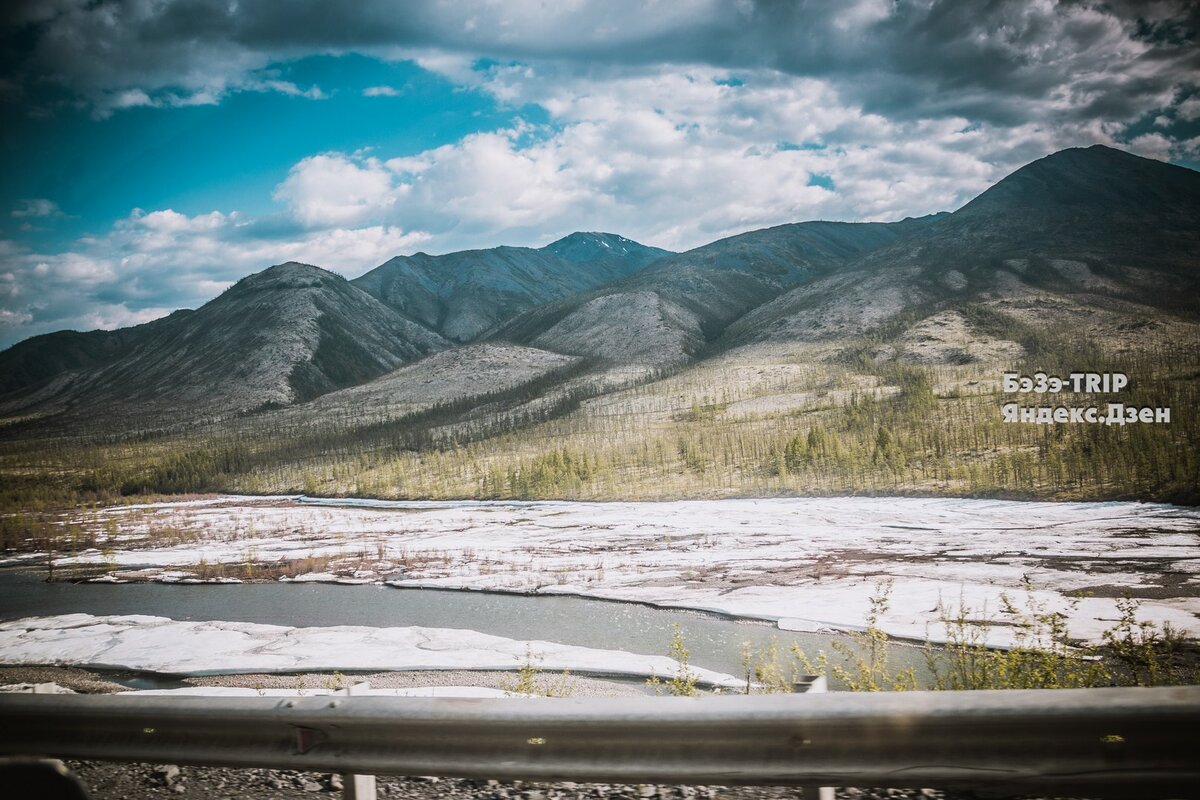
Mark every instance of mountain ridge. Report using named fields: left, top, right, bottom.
left=3, top=146, right=1197, bottom=436
left=0, top=261, right=448, bottom=430
left=725, top=144, right=1200, bottom=348
left=491, top=216, right=945, bottom=365
left=351, top=232, right=671, bottom=342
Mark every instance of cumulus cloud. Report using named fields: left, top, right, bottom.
left=264, top=66, right=1125, bottom=252
left=0, top=207, right=428, bottom=347
left=362, top=85, right=400, bottom=97
left=1126, top=132, right=1176, bottom=161
left=1179, top=96, right=1200, bottom=122
left=4, top=1, right=1198, bottom=130
left=274, top=154, right=398, bottom=228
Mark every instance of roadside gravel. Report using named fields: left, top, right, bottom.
left=62, top=761, right=974, bottom=800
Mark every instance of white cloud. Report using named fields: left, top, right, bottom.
left=111, top=88, right=154, bottom=110
left=11, top=198, right=66, bottom=219
left=274, top=154, right=399, bottom=228
left=77, top=304, right=174, bottom=332
left=266, top=67, right=1111, bottom=252
left=363, top=85, right=401, bottom=97
left=1178, top=96, right=1200, bottom=122
left=0, top=308, right=33, bottom=329
left=1127, top=132, right=1175, bottom=161
left=88, top=77, right=325, bottom=118
left=13, top=0, right=1197, bottom=135
left=253, top=80, right=326, bottom=100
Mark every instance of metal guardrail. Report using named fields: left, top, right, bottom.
left=1, top=687, right=1198, bottom=797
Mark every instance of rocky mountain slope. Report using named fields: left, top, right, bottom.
left=0, top=263, right=447, bottom=428
left=285, top=342, right=582, bottom=419
left=492, top=217, right=940, bottom=365
left=0, top=310, right=192, bottom=398
left=351, top=232, right=670, bottom=342
left=725, top=145, right=1200, bottom=350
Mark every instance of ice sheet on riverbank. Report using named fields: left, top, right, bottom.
left=123, top=686, right=516, bottom=698
left=7, top=496, right=1199, bottom=646
left=0, top=614, right=743, bottom=687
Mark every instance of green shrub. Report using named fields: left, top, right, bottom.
left=647, top=623, right=699, bottom=696
left=501, top=646, right=574, bottom=697
left=775, top=581, right=1197, bottom=692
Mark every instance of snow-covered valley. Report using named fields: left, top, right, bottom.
left=2, top=495, right=1196, bottom=659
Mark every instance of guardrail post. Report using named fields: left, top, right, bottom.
left=341, top=681, right=376, bottom=800
left=797, top=675, right=834, bottom=800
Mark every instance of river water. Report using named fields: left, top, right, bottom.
left=0, top=569, right=929, bottom=685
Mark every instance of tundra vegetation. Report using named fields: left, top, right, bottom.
left=498, top=583, right=1200, bottom=697
left=1, top=314, right=1195, bottom=532
left=500, top=646, right=575, bottom=697
left=646, top=623, right=700, bottom=697
left=738, top=583, right=1200, bottom=693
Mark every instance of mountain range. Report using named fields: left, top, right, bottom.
left=1, top=144, right=1197, bottom=439
left=352, top=232, right=671, bottom=342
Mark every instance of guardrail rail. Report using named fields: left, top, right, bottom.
left=1, top=686, right=1198, bottom=799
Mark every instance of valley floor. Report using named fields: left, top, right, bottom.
left=0, top=495, right=1191, bottom=800
left=4, top=495, right=1197, bottom=647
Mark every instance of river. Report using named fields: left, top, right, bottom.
left=0, top=568, right=930, bottom=686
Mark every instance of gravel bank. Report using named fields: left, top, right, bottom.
left=58, top=761, right=974, bottom=800
left=182, top=669, right=648, bottom=696
left=0, top=665, right=129, bottom=693
left=0, top=666, right=648, bottom=697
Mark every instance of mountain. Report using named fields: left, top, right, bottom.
left=0, top=309, right=191, bottom=398
left=952, top=144, right=1200, bottom=240
left=493, top=217, right=941, bottom=365
left=542, top=231, right=672, bottom=277
left=351, top=233, right=670, bottom=342
left=0, top=262, right=447, bottom=429
left=910, top=144, right=1200, bottom=279
left=2, top=145, right=1195, bottom=435
left=726, top=145, right=1200, bottom=348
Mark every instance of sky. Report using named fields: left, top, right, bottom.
left=1, top=0, right=1198, bottom=349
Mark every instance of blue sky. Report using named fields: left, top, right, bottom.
left=2, top=55, right=534, bottom=244
left=1, top=1, right=1198, bottom=348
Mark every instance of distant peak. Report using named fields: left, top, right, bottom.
left=547, top=231, right=623, bottom=245
left=1027, top=143, right=1178, bottom=172
left=236, top=261, right=340, bottom=291
left=265, top=261, right=329, bottom=275
left=542, top=231, right=671, bottom=263
left=955, top=143, right=1199, bottom=217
